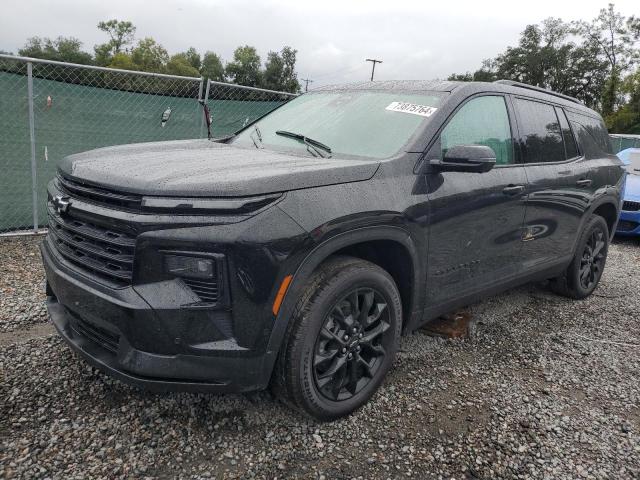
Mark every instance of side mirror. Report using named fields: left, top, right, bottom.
left=429, top=145, right=496, bottom=173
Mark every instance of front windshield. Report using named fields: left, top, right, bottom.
left=231, top=90, right=446, bottom=159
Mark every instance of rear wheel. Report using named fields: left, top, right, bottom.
left=272, top=256, right=402, bottom=421
left=549, top=215, right=609, bottom=299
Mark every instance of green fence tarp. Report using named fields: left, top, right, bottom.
left=0, top=71, right=285, bottom=232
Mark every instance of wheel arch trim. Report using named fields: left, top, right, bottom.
left=259, top=225, right=423, bottom=387
left=584, top=194, right=621, bottom=242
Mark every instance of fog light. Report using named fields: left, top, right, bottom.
left=164, top=255, right=215, bottom=279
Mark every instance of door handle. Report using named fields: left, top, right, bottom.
left=502, top=185, right=525, bottom=195
left=576, top=179, right=592, bottom=187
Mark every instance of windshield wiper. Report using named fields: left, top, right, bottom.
left=249, top=124, right=263, bottom=149
left=275, top=130, right=332, bottom=158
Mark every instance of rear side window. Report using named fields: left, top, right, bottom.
left=555, top=107, right=579, bottom=159
left=565, top=112, right=613, bottom=155
left=571, top=122, right=605, bottom=159
left=514, top=98, right=564, bottom=163
left=440, top=95, right=514, bottom=165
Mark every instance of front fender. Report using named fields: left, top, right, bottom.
left=257, top=225, right=423, bottom=388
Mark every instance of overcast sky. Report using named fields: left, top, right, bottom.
left=1, top=0, right=638, bottom=87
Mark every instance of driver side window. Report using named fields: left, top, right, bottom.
left=441, top=96, right=514, bottom=165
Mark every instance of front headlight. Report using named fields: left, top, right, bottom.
left=164, top=254, right=216, bottom=280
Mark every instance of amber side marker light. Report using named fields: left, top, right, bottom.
left=272, top=275, right=293, bottom=315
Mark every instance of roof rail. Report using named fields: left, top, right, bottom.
left=494, top=79, right=582, bottom=105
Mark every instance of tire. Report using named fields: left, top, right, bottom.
left=271, top=256, right=402, bottom=421
left=549, top=215, right=609, bottom=299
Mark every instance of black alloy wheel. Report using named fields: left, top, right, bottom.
left=313, top=288, right=391, bottom=401
left=549, top=214, right=609, bottom=299
left=272, top=256, right=402, bottom=421
left=579, top=227, right=607, bottom=290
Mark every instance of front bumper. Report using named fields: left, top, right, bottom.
left=615, top=209, right=640, bottom=236
left=42, top=240, right=272, bottom=393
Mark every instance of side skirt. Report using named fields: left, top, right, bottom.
left=412, top=256, right=572, bottom=332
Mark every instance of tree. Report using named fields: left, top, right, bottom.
left=130, top=37, right=169, bottom=72
left=496, top=19, right=608, bottom=107
left=574, top=3, right=639, bottom=115
left=166, top=53, right=200, bottom=77
left=94, top=19, right=136, bottom=66
left=606, top=69, right=640, bottom=133
left=495, top=24, right=546, bottom=86
left=629, top=15, right=640, bottom=45
left=94, top=44, right=112, bottom=67
left=262, top=51, right=284, bottom=90
left=225, top=45, right=261, bottom=86
left=165, top=48, right=201, bottom=77
left=108, top=52, right=138, bottom=71
left=200, top=51, right=225, bottom=81
left=262, top=46, right=300, bottom=93
left=19, top=36, right=93, bottom=64
left=448, top=59, right=497, bottom=82
left=447, top=18, right=609, bottom=109
left=98, top=19, right=136, bottom=53
left=182, top=47, right=201, bottom=71
left=447, top=72, right=474, bottom=81
left=472, top=63, right=498, bottom=82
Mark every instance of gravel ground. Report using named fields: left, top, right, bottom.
left=0, top=237, right=47, bottom=333
left=1, top=235, right=639, bottom=479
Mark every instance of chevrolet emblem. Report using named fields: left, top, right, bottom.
left=52, top=195, right=71, bottom=214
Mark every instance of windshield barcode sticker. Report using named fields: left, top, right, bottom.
left=385, top=102, right=437, bottom=117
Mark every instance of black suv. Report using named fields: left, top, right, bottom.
left=42, top=80, right=624, bottom=420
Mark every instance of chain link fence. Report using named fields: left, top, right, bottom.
left=203, top=81, right=297, bottom=138
left=610, top=134, right=640, bottom=154
left=0, top=59, right=32, bottom=234
left=0, top=54, right=297, bottom=235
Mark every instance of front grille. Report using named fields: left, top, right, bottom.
left=622, top=200, right=640, bottom=211
left=617, top=220, right=639, bottom=232
left=57, top=174, right=142, bottom=211
left=69, top=310, right=120, bottom=353
left=183, top=278, right=219, bottom=303
left=47, top=206, right=136, bottom=286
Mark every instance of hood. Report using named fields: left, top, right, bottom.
left=59, top=139, right=380, bottom=197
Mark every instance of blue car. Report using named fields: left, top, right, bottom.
left=616, top=148, right=640, bottom=236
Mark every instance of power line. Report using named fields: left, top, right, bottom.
left=365, top=58, right=383, bottom=81
left=301, top=78, right=314, bottom=92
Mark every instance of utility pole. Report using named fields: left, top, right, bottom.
left=301, top=78, right=313, bottom=92
left=365, top=58, right=383, bottom=81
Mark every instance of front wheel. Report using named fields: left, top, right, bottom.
left=549, top=215, right=609, bottom=299
left=271, top=256, right=402, bottom=421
